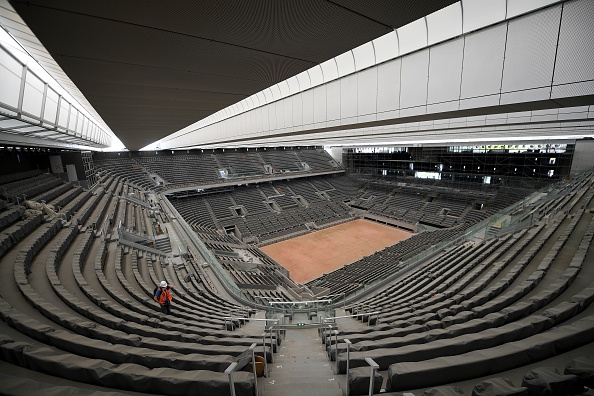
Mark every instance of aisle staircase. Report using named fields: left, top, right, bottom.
left=259, top=326, right=343, bottom=396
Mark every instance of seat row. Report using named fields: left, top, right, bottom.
left=320, top=173, right=594, bottom=392
left=1, top=172, right=278, bottom=395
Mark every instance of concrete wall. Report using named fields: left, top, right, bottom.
left=326, top=147, right=343, bottom=166
left=571, top=139, right=594, bottom=176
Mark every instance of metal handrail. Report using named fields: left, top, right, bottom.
left=365, top=357, right=379, bottom=396
left=267, top=299, right=334, bottom=324
left=268, top=299, right=332, bottom=305
left=249, top=343, right=258, bottom=396
left=345, top=339, right=352, bottom=396
left=261, top=332, right=269, bottom=377
left=324, top=292, right=346, bottom=309
left=332, top=329, right=339, bottom=373
left=324, top=311, right=380, bottom=326
left=321, top=321, right=340, bottom=369
left=224, top=361, right=238, bottom=396
left=267, top=326, right=275, bottom=364
left=159, top=196, right=252, bottom=303
left=117, top=236, right=168, bottom=257
left=224, top=317, right=280, bottom=341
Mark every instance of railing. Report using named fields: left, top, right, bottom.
left=160, top=168, right=344, bottom=194
left=225, top=362, right=239, bottom=396
left=122, top=193, right=154, bottom=210
left=320, top=322, right=339, bottom=371
left=267, top=299, right=334, bottom=323
left=324, top=292, right=346, bottom=310
left=344, top=339, right=352, bottom=396
left=324, top=311, right=380, bottom=326
left=336, top=174, right=573, bottom=306
left=488, top=216, right=534, bottom=237
left=118, top=227, right=153, bottom=244
left=225, top=342, right=259, bottom=396
left=364, top=358, right=379, bottom=396
left=224, top=317, right=280, bottom=344
left=116, top=237, right=168, bottom=258
left=321, top=322, right=379, bottom=396
left=124, top=180, right=152, bottom=193
left=223, top=318, right=278, bottom=378
left=158, top=196, right=253, bottom=304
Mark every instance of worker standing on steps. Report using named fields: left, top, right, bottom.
left=154, top=280, right=173, bottom=314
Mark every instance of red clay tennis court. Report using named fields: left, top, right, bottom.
left=260, top=219, right=412, bottom=284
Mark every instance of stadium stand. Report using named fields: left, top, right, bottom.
left=217, top=151, right=266, bottom=177
left=350, top=181, right=531, bottom=229
left=295, top=149, right=340, bottom=172
left=94, top=148, right=342, bottom=193
left=168, top=175, right=355, bottom=245
left=139, top=154, right=220, bottom=186
left=94, top=158, right=156, bottom=191
left=307, top=170, right=594, bottom=393
left=0, top=171, right=282, bottom=396
left=2, top=159, right=594, bottom=395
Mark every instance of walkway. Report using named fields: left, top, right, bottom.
left=259, top=326, right=343, bottom=396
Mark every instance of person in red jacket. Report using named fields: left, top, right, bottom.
left=154, top=280, right=173, bottom=314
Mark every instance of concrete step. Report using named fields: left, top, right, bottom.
left=259, top=379, right=343, bottom=396
left=261, top=388, right=342, bottom=396
left=268, top=364, right=337, bottom=377
left=275, top=353, right=330, bottom=363
left=260, top=327, right=343, bottom=395
left=261, top=375, right=339, bottom=386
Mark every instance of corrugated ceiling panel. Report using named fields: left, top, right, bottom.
left=352, top=42, right=375, bottom=71
left=397, top=18, right=427, bottom=55
left=358, top=67, right=378, bottom=119
left=320, top=58, right=339, bottom=82
left=400, top=49, right=429, bottom=109
left=553, top=0, right=594, bottom=86
left=308, top=65, right=324, bottom=88
left=335, top=51, right=355, bottom=77
left=501, top=5, right=561, bottom=94
left=302, top=89, right=314, bottom=126
left=462, top=0, right=506, bottom=33
left=427, top=2, right=462, bottom=46
left=427, top=38, right=464, bottom=106
left=43, top=87, right=59, bottom=124
left=313, top=85, right=327, bottom=124
left=340, top=73, right=358, bottom=122
left=326, top=80, right=341, bottom=122
left=459, top=24, right=506, bottom=101
left=373, top=32, right=399, bottom=64
left=507, top=0, right=560, bottom=18
left=283, top=95, right=293, bottom=129
left=376, top=58, right=401, bottom=117
left=291, top=94, right=303, bottom=126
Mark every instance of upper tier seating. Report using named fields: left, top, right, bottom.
left=139, top=154, right=220, bottom=186
left=217, top=151, right=265, bottom=176
left=259, top=150, right=303, bottom=172
left=93, top=158, right=156, bottom=190
left=294, top=149, right=339, bottom=172
left=93, top=148, right=342, bottom=191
